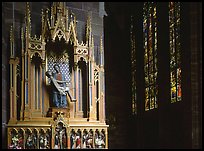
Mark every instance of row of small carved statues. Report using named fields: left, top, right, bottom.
left=8, top=129, right=106, bottom=149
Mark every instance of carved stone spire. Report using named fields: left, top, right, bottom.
left=41, top=8, right=44, bottom=35
left=52, top=2, right=66, bottom=17
left=25, top=2, right=31, bottom=38
left=21, top=27, right=24, bottom=54
left=86, top=13, right=92, bottom=46
left=100, top=36, right=103, bottom=66
left=10, top=26, right=14, bottom=58
left=92, top=35, right=94, bottom=61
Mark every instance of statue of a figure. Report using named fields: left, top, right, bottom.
left=9, top=135, right=20, bottom=149
left=54, top=134, right=59, bottom=149
left=26, top=135, right=33, bottom=149
left=95, top=134, right=105, bottom=148
left=46, top=64, right=74, bottom=108
left=39, top=135, right=44, bottom=149
left=76, top=133, right=81, bottom=149
left=70, top=133, right=76, bottom=149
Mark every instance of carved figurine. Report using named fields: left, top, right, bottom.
left=95, top=134, right=105, bottom=149
left=46, top=64, right=77, bottom=108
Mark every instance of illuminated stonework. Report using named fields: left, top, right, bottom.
left=8, top=2, right=108, bottom=149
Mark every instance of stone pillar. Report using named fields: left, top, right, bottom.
left=67, top=128, right=70, bottom=149
left=9, top=58, right=19, bottom=122
left=105, top=129, right=108, bottom=149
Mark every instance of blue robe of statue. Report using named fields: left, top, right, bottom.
left=52, top=72, right=67, bottom=108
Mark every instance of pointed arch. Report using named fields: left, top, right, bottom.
left=52, top=16, right=66, bottom=41
left=67, top=21, right=78, bottom=46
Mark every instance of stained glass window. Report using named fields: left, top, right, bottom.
left=143, top=2, right=158, bottom=111
left=130, top=15, right=137, bottom=115
left=169, top=2, right=181, bottom=103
